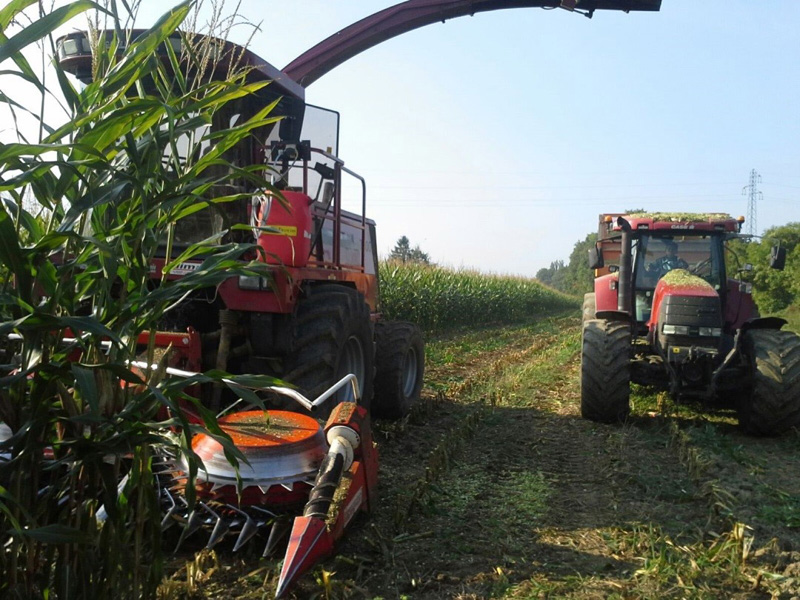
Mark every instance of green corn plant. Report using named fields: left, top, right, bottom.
left=379, top=260, right=578, bottom=331
left=0, top=1, right=283, bottom=598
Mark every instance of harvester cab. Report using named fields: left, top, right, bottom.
left=582, top=212, right=800, bottom=436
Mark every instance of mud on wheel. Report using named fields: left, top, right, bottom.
left=580, top=319, right=631, bottom=423
left=283, top=284, right=374, bottom=414
left=738, top=329, right=800, bottom=436
left=371, top=321, right=425, bottom=420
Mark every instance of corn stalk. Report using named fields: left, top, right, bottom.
left=0, top=1, right=280, bottom=597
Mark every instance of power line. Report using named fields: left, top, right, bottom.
left=742, top=169, right=762, bottom=236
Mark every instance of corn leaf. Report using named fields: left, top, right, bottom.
left=0, top=2, right=99, bottom=65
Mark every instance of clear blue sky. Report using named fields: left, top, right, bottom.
left=12, top=1, right=800, bottom=276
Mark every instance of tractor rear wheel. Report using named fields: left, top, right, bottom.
left=582, top=292, right=596, bottom=324
left=283, top=284, right=374, bottom=415
left=738, top=329, right=800, bottom=436
left=580, top=319, right=631, bottom=423
left=371, top=321, right=425, bottom=420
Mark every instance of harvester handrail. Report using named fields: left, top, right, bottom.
left=127, top=361, right=360, bottom=414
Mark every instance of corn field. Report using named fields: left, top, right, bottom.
left=379, top=260, right=578, bottom=331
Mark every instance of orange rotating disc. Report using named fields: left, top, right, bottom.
left=187, top=410, right=327, bottom=487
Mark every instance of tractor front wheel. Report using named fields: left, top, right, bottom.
left=738, top=329, right=800, bottom=436
left=371, top=321, right=425, bottom=419
left=582, top=292, right=596, bottom=324
left=580, top=319, right=631, bottom=423
left=283, top=284, right=374, bottom=415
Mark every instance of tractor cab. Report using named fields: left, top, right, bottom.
left=631, top=233, right=725, bottom=325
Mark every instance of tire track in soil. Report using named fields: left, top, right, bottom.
left=175, top=318, right=799, bottom=599
left=333, top=319, right=710, bottom=599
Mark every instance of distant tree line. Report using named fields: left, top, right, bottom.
left=535, top=233, right=597, bottom=297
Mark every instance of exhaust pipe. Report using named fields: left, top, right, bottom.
left=616, top=217, right=633, bottom=315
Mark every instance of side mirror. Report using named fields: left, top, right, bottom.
left=297, top=140, right=312, bottom=161
left=588, top=244, right=604, bottom=270
left=770, top=245, right=786, bottom=271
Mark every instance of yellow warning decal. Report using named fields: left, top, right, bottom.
left=262, top=225, right=297, bottom=236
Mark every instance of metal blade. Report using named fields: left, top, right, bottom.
left=161, top=504, right=179, bottom=531
left=263, top=515, right=292, bottom=557
left=174, top=508, right=204, bottom=552
left=160, top=490, right=179, bottom=530
left=232, top=513, right=259, bottom=552
left=207, top=516, right=230, bottom=549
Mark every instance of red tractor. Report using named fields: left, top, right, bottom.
left=582, top=212, right=800, bottom=436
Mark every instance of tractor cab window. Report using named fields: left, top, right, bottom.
left=636, top=236, right=720, bottom=289
left=633, top=235, right=722, bottom=322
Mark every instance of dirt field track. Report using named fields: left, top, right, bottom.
left=178, top=313, right=800, bottom=600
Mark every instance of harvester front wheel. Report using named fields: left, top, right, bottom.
left=371, top=321, right=425, bottom=419
left=738, top=329, right=800, bottom=436
left=283, top=284, right=374, bottom=414
left=582, top=293, right=596, bottom=324
left=580, top=319, right=631, bottom=423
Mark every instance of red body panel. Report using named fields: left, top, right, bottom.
left=648, top=278, right=720, bottom=335
left=608, top=215, right=742, bottom=234
left=258, top=191, right=313, bottom=268
left=724, top=279, right=758, bottom=330
left=593, top=273, right=619, bottom=313
left=149, top=259, right=378, bottom=315
left=216, top=268, right=378, bottom=314
left=135, top=329, right=203, bottom=373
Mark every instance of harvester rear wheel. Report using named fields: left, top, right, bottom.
left=283, top=284, right=374, bottom=415
left=371, top=321, right=425, bottom=420
left=738, top=329, right=800, bottom=436
left=582, top=293, right=596, bottom=324
left=581, top=319, right=631, bottom=423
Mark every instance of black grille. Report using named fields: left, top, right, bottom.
left=659, top=295, right=722, bottom=328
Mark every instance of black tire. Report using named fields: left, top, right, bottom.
left=580, top=319, right=631, bottom=423
left=737, top=329, right=800, bottom=436
left=582, top=292, right=596, bottom=324
left=371, top=321, right=425, bottom=420
left=283, top=284, right=374, bottom=414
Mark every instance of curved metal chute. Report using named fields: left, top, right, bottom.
left=283, top=0, right=662, bottom=87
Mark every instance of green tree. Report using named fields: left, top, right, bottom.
left=563, top=232, right=598, bottom=296
left=390, top=235, right=431, bottom=264
left=536, top=259, right=565, bottom=288
left=536, top=233, right=596, bottom=296
left=746, top=223, right=800, bottom=313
